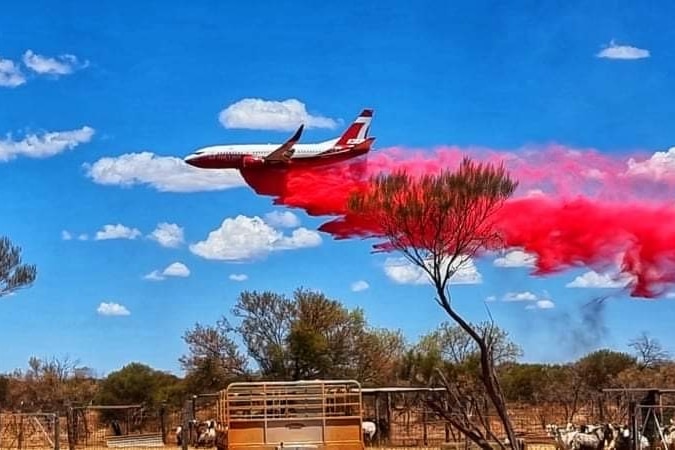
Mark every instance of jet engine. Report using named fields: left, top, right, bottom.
left=241, top=156, right=266, bottom=168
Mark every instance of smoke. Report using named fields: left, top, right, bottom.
left=545, top=296, right=610, bottom=358
left=240, top=145, right=675, bottom=298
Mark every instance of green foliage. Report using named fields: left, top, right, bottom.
left=230, top=288, right=404, bottom=384
left=0, top=236, right=37, bottom=297
left=403, top=322, right=521, bottom=386
left=500, top=363, right=550, bottom=403
left=0, top=375, right=9, bottom=407
left=95, top=362, right=181, bottom=407
left=575, top=348, right=637, bottom=391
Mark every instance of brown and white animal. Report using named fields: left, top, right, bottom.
left=607, top=425, right=649, bottom=450
left=175, top=426, right=183, bottom=446
left=196, top=420, right=218, bottom=448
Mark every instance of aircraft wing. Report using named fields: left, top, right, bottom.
left=264, top=124, right=304, bottom=163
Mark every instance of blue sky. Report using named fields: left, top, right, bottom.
left=2, top=0, right=675, bottom=376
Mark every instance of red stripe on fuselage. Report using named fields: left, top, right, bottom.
left=185, top=146, right=371, bottom=170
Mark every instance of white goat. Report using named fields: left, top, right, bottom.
left=362, top=421, right=377, bottom=444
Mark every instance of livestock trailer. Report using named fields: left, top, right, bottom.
left=218, top=380, right=365, bottom=450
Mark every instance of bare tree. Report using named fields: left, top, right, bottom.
left=348, top=157, right=518, bottom=450
left=180, top=318, right=248, bottom=392
left=628, top=332, right=671, bottom=369
left=1, top=236, right=37, bottom=297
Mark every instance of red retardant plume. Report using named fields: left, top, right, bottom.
left=240, top=145, right=675, bottom=298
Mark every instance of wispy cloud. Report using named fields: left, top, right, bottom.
left=503, top=291, right=538, bottom=302
left=0, top=126, right=95, bottom=162
left=219, top=98, right=339, bottom=131
left=496, top=291, right=555, bottom=310
left=383, top=257, right=482, bottom=285
left=264, top=211, right=301, bottom=228
left=94, top=224, right=142, bottom=241
left=61, top=230, right=73, bottom=241
left=493, top=250, right=536, bottom=268
left=229, top=274, right=248, bottom=282
left=22, top=50, right=88, bottom=76
left=148, top=223, right=184, bottom=248
left=596, top=40, right=650, bottom=60
left=0, top=58, right=26, bottom=87
left=525, top=299, right=555, bottom=310
left=84, top=152, right=245, bottom=193
left=566, top=270, right=632, bottom=288
left=350, top=280, right=369, bottom=292
left=97, top=302, right=130, bottom=316
left=190, top=215, right=321, bottom=261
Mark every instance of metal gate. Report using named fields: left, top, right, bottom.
left=0, top=413, right=60, bottom=450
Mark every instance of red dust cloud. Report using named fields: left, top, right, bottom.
left=241, top=145, right=675, bottom=298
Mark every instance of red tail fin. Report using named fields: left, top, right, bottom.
left=335, top=109, right=373, bottom=146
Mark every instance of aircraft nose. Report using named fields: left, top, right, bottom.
left=184, top=153, right=199, bottom=166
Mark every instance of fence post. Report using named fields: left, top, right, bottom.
left=160, top=403, right=167, bottom=444
left=54, top=414, right=60, bottom=450
left=19, top=414, right=24, bottom=450
left=182, top=400, right=191, bottom=450
left=66, top=407, right=76, bottom=450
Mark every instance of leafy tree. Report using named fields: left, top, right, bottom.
left=351, top=328, right=406, bottom=386
left=232, top=290, right=295, bottom=379
left=288, top=289, right=367, bottom=380
left=628, top=332, right=671, bottom=369
left=231, top=288, right=405, bottom=382
left=500, top=363, right=553, bottom=405
left=348, top=157, right=519, bottom=449
left=576, top=349, right=636, bottom=390
left=179, top=318, right=248, bottom=393
left=0, top=374, right=9, bottom=407
left=96, top=362, right=180, bottom=407
left=0, top=236, right=37, bottom=297
left=575, top=349, right=636, bottom=420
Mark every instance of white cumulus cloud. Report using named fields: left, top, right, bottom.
left=163, top=262, right=190, bottom=277
left=219, top=98, right=339, bottom=131
left=0, top=126, right=95, bottom=162
left=95, top=224, right=142, bottom=241
left=596, top=40, right=650, bottom=60
left=264, top=211, right=301, bottom=228
left=351, top=280, right=369, bottom=292
left=626, top=147, right=675, bottom=182
left=84, top=152, right=245, bottom=193
left=566, top=270, right=632, bottom=288
left=503, top=291, right=538, bottom=302
left=525, top=299, right=556, bottom=310
left=149, top=223, right=184, bottom=248
left=493, top=250, right=537, bottom=268
left=97, top=302, right=130, bottom=316
left=383, top=256, right=482, bottom=285
left=22, top=50, right=88, bottom=75
left=229, top=273, right=248, bottom=281
left=189, top=215, right=322, bottom=261
left=0, top=57, right=26, bottom=87
left=144, top=262, right=191, bottom=281
left=61, top=230, right=73, bottom=241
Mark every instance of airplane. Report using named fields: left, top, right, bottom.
left=183, top=109, right=375, bottom=169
